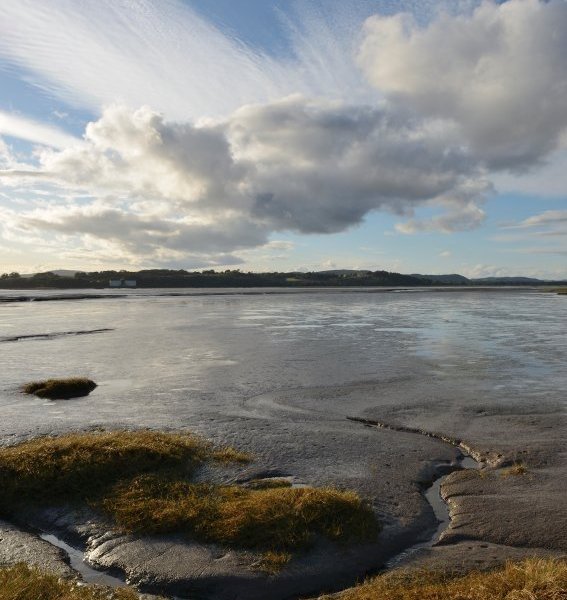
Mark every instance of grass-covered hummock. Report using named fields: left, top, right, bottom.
left=22, top=377, right=97, bottom=399
left=0, top=431, right=379, bottom=567
left=0, top=563, right=140, bottom=600
left=0, top=431, right=219, bottom=509
left=102, top=475, right=377, bottom=550
left=322, top=558, right=567, bottom=600
left=500, top=462, right=528, bottom=478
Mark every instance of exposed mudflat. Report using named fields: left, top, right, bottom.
left=0, top=288, right=565, bottom=597
left=0, top=520, right=73, bottom=577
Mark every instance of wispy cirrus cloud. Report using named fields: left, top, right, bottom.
left=509, top=210, right=567, bottom=230
left=0, top=0, right=376, bottom=120
left=0, top=111, right=78, bottom=149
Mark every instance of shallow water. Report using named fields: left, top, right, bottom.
left=1, top=287, right=566, bottom=439
left=39, top=533, right=126, bottom=588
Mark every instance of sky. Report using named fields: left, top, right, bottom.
left=0, top=0, right=566, bottom=278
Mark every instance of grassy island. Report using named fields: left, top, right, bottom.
left=0, top=431, right=378, bottom=570
left=22, top=378, right=97, bottom=400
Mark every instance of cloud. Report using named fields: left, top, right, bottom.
left=0, top=139, right=14, bottom=168
left=395, top=197, right=487, bottom=234
left=0, top=111, right=78, bottom=148
left=358, top=0, right=567, bottom=170
left=490, top=210, right=567, bottom=264
left=511, top=210, right=567, bottom=229
left=0, top=202, right=252, bottom=270
left=461, top=264, right=510, bottom=279
left=0, top=101, right=490, bottom=263
left=0, top=0, right=376, bottom=121
left=492, top=150, right=567, bottom=198
left=229, top=97, right=489, bottom=233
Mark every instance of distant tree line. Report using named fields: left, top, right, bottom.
left=0, top=269, right=565, bottom=289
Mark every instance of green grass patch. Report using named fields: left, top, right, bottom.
left=324, top=558, right=567, bottom=600
left=0, top=431, right=378, bottom=564
left=22, top=378, right=97, bottom=399
left=0, top=563, right=140, bottom=600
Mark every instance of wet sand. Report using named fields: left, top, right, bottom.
left=0, top=288, right=565, bottom=597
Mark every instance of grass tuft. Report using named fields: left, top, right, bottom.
left=210, top=446, right=252, bottom=464
left=0, top=563, right=140, bottom=600
left=102, top=476, right=379, bottom=550
left=22, top=378, right=97, bottom=400
left=323, top=558, right=567, bottom=600
left=246, top=478, right=293, bottom=490
left=500, top=462, right=528, bottom=478
left=0, top=431, right=378, bottom=563
left=256, top=551, right=292, bottom=574
left=0, top=431, right=223, bottom=513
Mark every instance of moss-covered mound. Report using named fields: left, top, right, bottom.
left=0, top=563, right=139, bottom=600
left=22, top=377, right=97, bottom=399
left=324, top=558, right=567, bottom=600
left=0, top=431, right=378, bottom=561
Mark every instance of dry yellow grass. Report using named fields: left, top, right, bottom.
left=322, top=558, right=567, bottom=600
left=500, top=462, right=528, bottom=478
left=210, top=445, right=252, bottom=463
left=256, top=551, right=293, bottom=574
left=102, top=475, right=378, bottom=550
left=247, top=478, right=293, bottom=490
left=22, top=378, right=97, bottom=400
left=0, top=431, right=378, bottom=564
left=2, top=558, right=565, bottom=600
left=0, top=563, right=140, bottom=600
left=0, top=430, right=216, bottom=512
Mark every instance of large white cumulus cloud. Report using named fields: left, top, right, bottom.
left=1, top=100, right=489, bottom=262
left=358, top=0, right=567, bottom=170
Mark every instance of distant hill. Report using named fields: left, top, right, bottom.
left=412, top=274, right=471, bottom=284
left=470, top=276, right=544, bottom=284
left=49, top=269, right=80, bottom=278
left=318, top=269, right=371, bottom=276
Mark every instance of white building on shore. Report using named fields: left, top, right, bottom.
left=109, top=278, right=137, bottom=288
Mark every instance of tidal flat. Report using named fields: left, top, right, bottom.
left=0, top=287, right=565, bottom=598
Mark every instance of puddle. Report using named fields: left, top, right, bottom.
left=40, top=533, right=126, bottom=588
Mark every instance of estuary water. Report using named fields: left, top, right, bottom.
left=1, top=287, right=566, bottom=442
